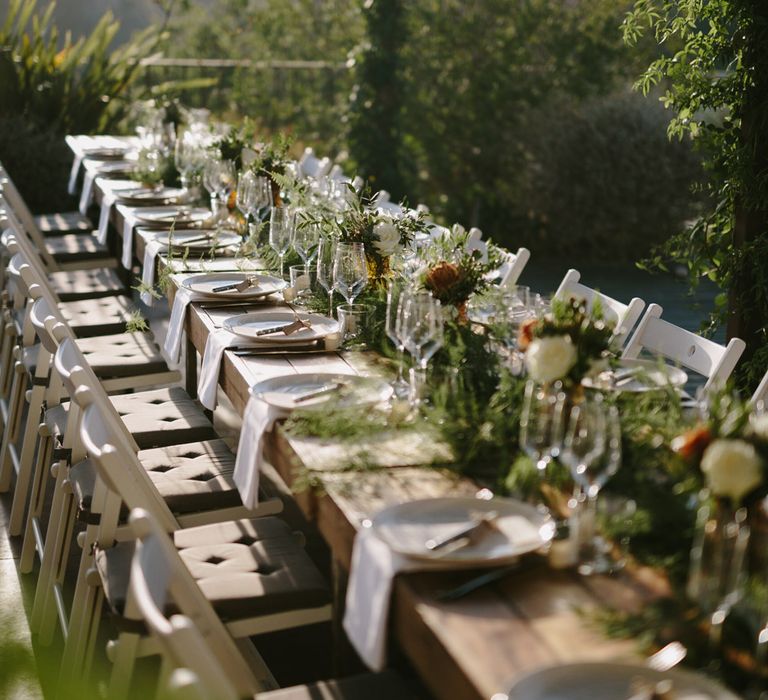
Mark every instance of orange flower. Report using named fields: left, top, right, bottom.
left=671, top=425, right=712, bottom=461
left=227, top=190, right=237, bottom=211
left=425, top=261, right=462, bottom=295
left=517, top=318, right=539, bottom=351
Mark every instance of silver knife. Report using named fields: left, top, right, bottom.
left=292, top=381, right=344, bottom=404
left=425, top=511, right=499, bottom=551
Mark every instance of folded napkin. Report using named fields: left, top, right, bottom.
left=121, top=211, right=138, bottom=268
left=78, top=170, right=97, bottom=215
left=140, top=237, right=166, bottom=306
left=343, top=528, right=433, bottom=671
left=96, top=191, right=119, bottom=245
left=198, top=329, right=255, bottom=410
left=68, top=154, right=84, bottom=195
left=163, top=285, right=200, bottom=364
left=233, top=395, right=289, bottom=509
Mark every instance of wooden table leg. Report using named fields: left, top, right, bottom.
left=185, top=336, right=197, bottom=399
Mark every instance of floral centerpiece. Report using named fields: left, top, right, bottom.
left=519, top=297, right=615, bottom=386
left=420, top=227, right=502, bottom=322
left=245, top=132, right=293, bottom=207
left=331, top=186, right=428, bottom=281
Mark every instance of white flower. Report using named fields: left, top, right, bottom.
left=701, top=438, right=763, bottom=504
left=241, top=147, right=257, bottom=167
left=524, top=335, right=577, bottom=384
left=373, top=218, right=401, bottom=256
left=750, top=413, right=768, bottom=441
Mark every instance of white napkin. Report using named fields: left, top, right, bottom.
left=78, top=170, right=97, bottom=215
left=163, top=285, right=200, bottom=364
left=68, top=154, right=84, bottom=195
left=233, top=395, right=289, bottom=509
left=343, top=528, right=433, bottom=671
left=140, top=237, right=167, bottom=306
left=97, top=191, right=119, bottom=245
left=198, top=329, right=257, bottom=410
left=122, top=214, right=136, bottom=269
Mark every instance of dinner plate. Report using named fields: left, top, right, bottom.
left=182, top=273, right=286, bottom=299
left=117, top=186, right=185, bottom=205
left=507, top=661, right=739, bottom=699
left=133, top=206, right=210, bottom=227
left=250, top=373, right=392, bottom=410
left=223, top=310, right=338, bottom=344
left=94, top=161, right=136, bottom=178
left=582, top=358, right=688, bottom=393
left=161, top=230, right=241, bottom=251
left=370, top=496, right=554, bottom=565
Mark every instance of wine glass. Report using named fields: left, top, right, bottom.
left=519, top=380, right=566, bottom=476
left=385, top=280, right=412, bottom=398
left=316, top=236, right=336, bottom=315
left=269, top=206, right=295, bottom=278
left=214, top=159, right=236, bottom=212
left=236, top=171, right=258, bottom=229
left=399, top=292, right=443, bottom=405
left=203, top=157, right=223, bottom=218
left=293, top=215, right=321, bottom=266
left=332, top=242, right=368, bottom=306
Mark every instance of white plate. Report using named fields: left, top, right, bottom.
left=251, top=373, right=392, bottom=410
left=134, top=206, right=210, bottom=226
left=508, top=661, right=739, bottom=700
left=182, top=273, right=286, bottom=299
left=582, top=358, right=688, bottom=393
left=370, top=497, right=554, bottom=565
left=223, top=310, right=338, bottom=344
left=117, top=187, right=185, bottom=205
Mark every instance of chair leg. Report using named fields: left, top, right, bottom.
left=20, top=430, right=54, bottom=572
left=0, top=361, right=25, bottom=492
left=106, top=630, right=141, bottom=700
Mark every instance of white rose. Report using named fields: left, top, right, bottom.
left=524, top=335, right=577, bottom=384
left=750, top=414, right=768, bottom=441
left=373, top=219, right=401, bottom=256
left=701, top=438, right=763, bottom=504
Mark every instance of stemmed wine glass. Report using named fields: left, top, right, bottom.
left=560, top=396, right=615, bottom=575
left=385, top=280, right=412, bottom=399
left=316, top=236, right=336, bottom=315
left=519, top=380, right=566, bottom=477
left=175, top=130, right=204, bottom=192
left=399, top=291, right=444, bottom=406
left=293, top=214, right=321, bottom=266
left=203, top=157, right=235, bottom=222
left=236, top=171, right=258, bottom=228
left=332, top=242, right=368, bottom=307
left=269, top=206, right=296, bottom=278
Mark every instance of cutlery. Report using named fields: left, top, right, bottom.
left=212, top=276, right=260, bottom=293
left=292, top=381, right=346, bottom=404
left=252, top=319, right=312, bottom=336
left=232, top=345, right=329, bottom=357
left=436, top=563, right=521, bottom=602
left=425, top=510, right=500, bottom=552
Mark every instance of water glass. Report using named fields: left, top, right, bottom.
left=399, top=292, right=444, bottom=405
left=316, top=236, right=336, bottom=315
left=337, top=303, right=369, bottom=349
left=385, top=279, right=411, bottom=398
left=332, top=242, right=368, bottom=306
left=289, top=264, right=314, bottom=305
left=519, top=380, right=566, bottom=475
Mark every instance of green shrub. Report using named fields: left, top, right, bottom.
left=517, top=92, right=706, bottom=262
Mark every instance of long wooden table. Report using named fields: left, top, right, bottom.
left=75, top=143, right=670, bottom=700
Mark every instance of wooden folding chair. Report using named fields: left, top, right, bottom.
left=555, top=269, right=646, bottom=349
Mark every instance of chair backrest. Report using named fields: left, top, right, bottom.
left=622, top=303, right=746, bottom=389
left=0, top=168, right=59, bottom=270
left=297, top=148, right=332, bottom=179
left=128, top=508, right=257, bottom=700
left=76, top=376, right=178, bottom=532
left=752, top=369, right=768, bottom=407
left=555, top=269, right=645, bottom=348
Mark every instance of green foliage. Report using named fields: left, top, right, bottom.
left=624, top=0, right=768, bottom=390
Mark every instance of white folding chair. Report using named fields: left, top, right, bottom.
left=752, top=369, right=768, bottom=407
left=128, top=509, right=415, bottom=700
left=622, top=303, right=746, bottom=390
left=555, top=269, right=645, bottom=348
left=66, top=375, right=331, bottom=699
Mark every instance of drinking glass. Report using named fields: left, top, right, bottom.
left=399, top=292, right=443, bottom=405
left=332, top=242, right=368, bottom=306
left=236, top=170, right=258, bottom=224
left=337, top=303, right=369, bottom=350
left=519, top=380, right=566, bottom=476
left=385, top=280, right=412, bottom=398
left=293, top=216, right=321, bottom=265
left=269, top=206, right=296, bottom=278
left=316, top=236, right=336, bottom=315
left=203, top=157, right=223, bottom=218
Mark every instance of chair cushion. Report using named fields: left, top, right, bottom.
left=45, top=387, right=216, bottom=449
left=34, top=211, right=92, bottom=234
left=60, top=296, right=136, bottom=337
left=95, top=517, right=330, bottom=621
left=45, top=232, right=114, bottom=263
left=48, top=268, right=127, bottom=301
left=69, top=439, right=239, bottom=514
left=255, top=672, right=419, bottom=700
left=74, top=333, right=171, bottom=379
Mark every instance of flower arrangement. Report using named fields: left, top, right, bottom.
left=332, top=186, right=428, bottom=279
left=672, top=393, right=768, bottom=506
left=520, top=297, right=615, bottom=385
left=420, top=227, right=503, bottom=318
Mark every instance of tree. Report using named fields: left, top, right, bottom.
left=624, top=0, right=768, bottom=390
left=347, top=0, right=406, bottom=197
